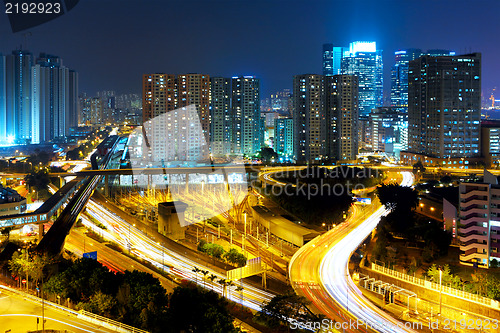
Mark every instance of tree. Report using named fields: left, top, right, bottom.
left=207, top=274, right=217, bottom=289
left=77, top=291, right=117, bottom=317
left=166, top=286, right=238, bottom=333
left=256, top=292, right=317, bottom=329
left=413, top=160, right=426, bottom=173
left=258, top=147, right=279, bottom=163
left=376, top=183, right=419, bottom=212
left=1, top=226, right=14, bottom=241
left=24, top=169, right=50, bottom=193
left=117, top=270, right=168, bottom=330
left=223, top=248, right=247, bottom=267
left=426, top=264, right=461, bottom=288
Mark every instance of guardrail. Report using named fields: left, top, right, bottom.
left=371, top=263, right=500, bottom=309
left=78, top=310, right=149, bottom=333
left=0, top=284, right=149, bottom=333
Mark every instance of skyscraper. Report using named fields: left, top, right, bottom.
left=31, top=54, right=78, bottom=143
left=1, top=51, right=33, bottom=144
left=322, top=44, right=345, bottom=76
left=0, top=51, right=77, bottom=145
left=325, top=75, right=359, bottom=161
left=391, top=49, right=455, bottom=113
left=210, top=77, right=232, bottom=156
left=293, top=74, right=326, bottom=163
left=292, top=74, right=359, bottom=163
left=142, top=73, right=209, bottom=164
left=408, top=53, right=481, bottom=159
left=177, top=74, right=211, bottom=143
left=231, top=76, right=261, bottom=156
left=341, top=41, right=383, bottom=119
left=274, top=117, right=293, bottom=161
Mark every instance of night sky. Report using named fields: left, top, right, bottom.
left=1, top=0, right=499, bottom=99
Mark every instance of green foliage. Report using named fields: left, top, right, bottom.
left=24, top=169, right=50, bottom=192
left=223, top=248, right=247, bottom=267
left=258, top=147, right=279, bottom=163
left=43, top=258, right=171, bottom=332
left=376, top=183, right=419, bottom=213
left=77, top=291, right=117, bottom=317
left=413, top=160, right=426, bottom=173
left=165, top=286, right=238, bottom=333
left=117, top=270, right=168, bottom=330
left=491, top=259, right=499, bottom=268
left=8, top=250, right=51, bottom=285
left=426, top=264, right=462, bottom=288
left=256, top=292, right=317, bottom=329
left=44, top=258, right=121, bottom=301
left=199, top=242, right=225, bottom=259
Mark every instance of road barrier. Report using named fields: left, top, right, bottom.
left=371, top=263, right=500, bottom=309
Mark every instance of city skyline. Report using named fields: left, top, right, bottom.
left=1, top=0, right=499, bottom=98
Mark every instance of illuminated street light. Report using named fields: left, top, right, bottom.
left=439, top=268, right=442, bottom=315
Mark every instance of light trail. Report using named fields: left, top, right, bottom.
left=83, top=199, right=275, bottom=311
left=290, top=171, right=417, bottom=333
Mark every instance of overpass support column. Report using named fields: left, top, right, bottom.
left=185, top=174, right=189, bottom=194
left=104, top=175, right=109, bottom=197
left=38, top=223, right=44, bottom=242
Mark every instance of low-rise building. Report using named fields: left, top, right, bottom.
left=0, top=185, right=26, bottom=216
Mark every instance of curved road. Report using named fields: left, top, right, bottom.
left=289, top=171, right=416, bottom=333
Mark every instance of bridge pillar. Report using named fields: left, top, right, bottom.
left=38, top=223, right=44, bottom=242
left=104, top=175, right=109, bottom=197
left=185, top=174, right=189, bottom=194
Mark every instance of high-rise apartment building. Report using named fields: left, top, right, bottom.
left=325, top=75, right=359, bottom=161
left=142, top=73, right=209, bottom=164
left=322, top=44, right=345, bottom=76
left=408, top=53, right=481, bottom=159
left=0, top=51, right=33, bottom=144
left=177, top=74, right=211, bottom=143
left=31, top=54, right=78, bottom=143
left=274, top=117, right=293, bottom=161
left=210, top=77, right=232, bottom=156
left=391, top=49, right=455, bottom=113
left=0, top=50, right=77, bottom=145
left=293, top=74, right=326, bottom=163
left=293, top=74, right=358, bottom=162
left=231, top=76, right=261, bottom=156
left=459, top=178, right=500, bottom=268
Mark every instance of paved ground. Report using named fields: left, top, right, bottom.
left=0, top=290, right=116, bottom=333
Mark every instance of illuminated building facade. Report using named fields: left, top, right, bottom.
left=369, top=107, right=408, bottom=158
left=481, top=120, right=500, bottom=168
left=293, top=74, right=358, bottom=163
left=231, top=76, right=261, bottom=156
left=391, top=49, right=455, bottom=113
left=322, top=44, right=345, bottom=76
left=210, top=77, right=232, bottom=156
left=274, top=117, right=293, bottom=161
left=459, top=179, right=500, bottom=268
left=408, top=53, right=481, bottom=159
left=341, top=41, right=383, bottom=119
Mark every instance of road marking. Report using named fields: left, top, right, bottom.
left=0, top=314, right=106, bottom=332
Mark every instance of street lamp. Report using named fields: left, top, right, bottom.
left=439, top=268, right=442, bottom=315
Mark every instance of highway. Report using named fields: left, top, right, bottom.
left=82, top=198, right=275, bottom=311
left=289, top=171, right=417, bottom=333
left=0, top=287, right=116, bottom=333
left=36, top=136, right=119, bottom=255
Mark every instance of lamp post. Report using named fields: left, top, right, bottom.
left=439, top=268, right=442, bottom=315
